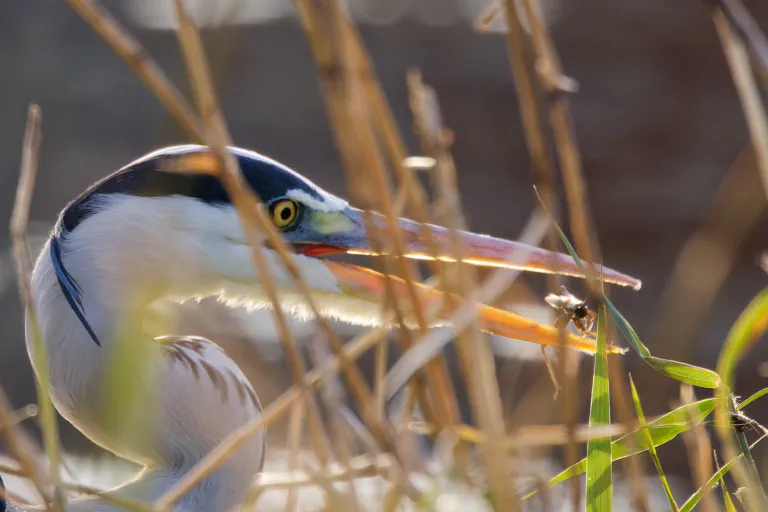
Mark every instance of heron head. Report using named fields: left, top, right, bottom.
left=55, top=145, right=640, bottom=353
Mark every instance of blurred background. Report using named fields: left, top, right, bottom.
left=2, top=0, right=768, bottom=507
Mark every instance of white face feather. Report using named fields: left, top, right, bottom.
left=66, top=194, right=343, bottom=300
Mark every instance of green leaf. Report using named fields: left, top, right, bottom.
left=630, top=375, right=678, bottom=511
left=586, top=304, right=612, bottom=511
left=523, top=399, right=716, bottom=500
left=604, top=297, right=720, bottom=388
left=679, top=435, right=768, bottom=512
left=539, top=204, right=721, bottom=389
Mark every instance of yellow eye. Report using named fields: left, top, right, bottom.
left=270, top=199, right=299, bottom=229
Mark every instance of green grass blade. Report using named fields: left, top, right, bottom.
left=586, top=304, right=612, bottom=511
left=540, top=205, right=720, bottom=389
left=629, top=376, right=679, bottom=511
left=738, top=388, right=768, bottom=409
left=523, top=399, right=717, bottom=500
left=717, top=454, right=738, bottom=512
left=679, top=435, right=768, bottom=512
left=715, top=289, right=768, bottom=509
left=717, top=289, right=768, bottom=389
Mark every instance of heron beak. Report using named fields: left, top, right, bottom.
left=293, top=208, right=638, bottom=354
left=298, top=208, right=641, bottom=289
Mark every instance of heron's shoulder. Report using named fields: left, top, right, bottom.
left=155, top=335, right=262, bottom=413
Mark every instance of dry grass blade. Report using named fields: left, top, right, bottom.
left=294, top=0, right=463, bottom=437
left=10, top=104, right=67, bottom=511
left=712, top=9, right=768, bottom=199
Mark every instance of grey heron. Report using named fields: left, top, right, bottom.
left=1, top=145, right=640, bottom=510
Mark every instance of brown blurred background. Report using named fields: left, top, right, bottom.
left=2, top=0, right=768, bottom=498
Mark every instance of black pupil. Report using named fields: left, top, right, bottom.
left=280, top=206, right=292, bottom=221
left=573, top=306, right=588, bottom=319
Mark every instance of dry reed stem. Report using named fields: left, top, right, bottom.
left=507, top=0, right=600, bottom=275
left=708, top=0, right=768, bottom=76
left=64, top=0, right=203, bottom=140
left=681, top=386, right=717, bottom=512
left=10, top=104, right=67, bottom=511
left=168, top=0, right=335, bottom=476
left=499, top=3, right=583, bottom=506
left=285, top=399, right=308, bottom=512
left=409, top=421, right=631, bottom=449
left=713, top=9, right=768, bottom=200
left=347, top=41, right=470, bottom=441
left=294, top=0, right=463, bottom=438
left=406, top=70, right=516, bottom=509
left=513, top=7, right=649, bottom=511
